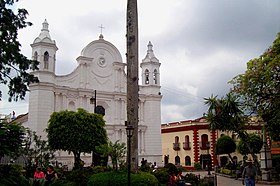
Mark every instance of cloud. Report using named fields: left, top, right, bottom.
left=2, top=0, right=280, bottom=124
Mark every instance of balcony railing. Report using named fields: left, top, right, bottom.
left=183, top=142, right=191, bottom=150
left=173, top=142, right=180, bottom=151
left=199, top=141, right=210, bottom=150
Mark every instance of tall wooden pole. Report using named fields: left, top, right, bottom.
left=126, top=0, right=138, bottom=172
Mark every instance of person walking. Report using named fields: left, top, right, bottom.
left=242, top=156, right=257, bottom=186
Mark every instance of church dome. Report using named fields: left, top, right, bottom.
left=80, top=34, right=122, bottom=63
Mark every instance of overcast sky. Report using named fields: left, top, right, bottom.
left=1, top=0, right=280, bottom=124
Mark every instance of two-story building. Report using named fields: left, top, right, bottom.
left=161, top=117, right=267, bottom=170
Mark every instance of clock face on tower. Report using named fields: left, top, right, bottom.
left=98, top=57, right=106, bottom=67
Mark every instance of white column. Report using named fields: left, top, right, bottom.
left=121, top=99, right=125, bottom=122
left=62, top=93, right=67, bottom=109
left=141, top=130, right=145, bottom=154
left=139, top=100, right=144, bottom=124
left=139, top=130, right=143, bottom=154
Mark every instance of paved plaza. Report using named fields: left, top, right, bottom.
left=185, top=171, right=280, bottom=186
left=216, top=175, right=277, bottom=186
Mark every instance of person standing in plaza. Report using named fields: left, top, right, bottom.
left=242, top=157, right=257, bottom=186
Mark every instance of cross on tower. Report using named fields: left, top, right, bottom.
left=99, top=24, right=105, bottom=34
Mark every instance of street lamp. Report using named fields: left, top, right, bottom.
left=126, top=124, right=134, bottom=186
left=90, top=90, right=96, bottom=166
left=90, top=90, right=97, bottom=113
left=206, top=142, right=211, bottom=175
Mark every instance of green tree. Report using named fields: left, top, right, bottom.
left=47, top=108, right=107, bottom=169
left=237, top=133, right=263, bottom=157
left=96, top=140, right=126, bottom=170
left=0, top=122, right=25, bottom=161
left=20, top=129, right=54, bottom=176
left=215, top=135, right=236, bottom=163
left=230, top=33, right=280, bottom=140
left=0, top=0, right=39, bottom=101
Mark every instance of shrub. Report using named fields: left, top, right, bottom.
left=194, top=162, right=202, bottom=170
left=49, top=179, right=77, bottom=186
left=152, top=168, right=169, bottom=185
left=225, top=161, right=233, bottom=170
left=29, top=178, right=45, bottom=186
left=131, top=171, right=159, bottom=186
left=65, top=168, right=94, bottom=186
left=185, top=173, right=200, bottom=186
left=220, top=168, right=233, bottom=175
left=91, top=166, right=107, bottom=174
left=139, top=163, right=152, bottom=172
left=272, top=155, right=280, bottom=174
left=0, top=164, right=29, bottom=186
left=0, top=164, right=23, bottom=178
left=0, top=175, right=29, bottom=186
left=164, top=163, right=178, bottom=174
left=87, top=171, right=158, bottom=186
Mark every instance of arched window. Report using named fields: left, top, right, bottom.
left=185, top=156, right=191, bottom=166
left=184, top=135, right=190, bottom=150
left=175, top=156, right=180, bottom=166
left=164, top=155, right=169, bottom=165
left=153, top=69, right=157, bottom=84
left=174, top=136, right=180, bottom=150
left=145, top=69, right=149, bottom=84
left=201, top=134, right=209, bottom=149
left=34, top=51, right=38, bottom=61
left=175, top=136, right=179, bottom=143
left=44, top=51, right=49, bottom=69
left=185, top=135, right=189, bottom=143
left=68, top=101, right=75, bottom=111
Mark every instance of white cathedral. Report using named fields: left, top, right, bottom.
left=23, top=20, right=162, bottom=168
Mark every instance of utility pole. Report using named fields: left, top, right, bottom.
left=126, top=0, right=139, bottom=172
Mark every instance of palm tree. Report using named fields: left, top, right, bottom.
left=204, top=93, right=259, bottom=161
left=204, top=93, right=247, bottom=139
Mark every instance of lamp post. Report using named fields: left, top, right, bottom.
left=206, top=142, right=211, bottom=175
left=90, top=90, right=96, bottom=166
left=126, top=124, right=134, bottom=186
left=90, top=90, right=97, bottom=113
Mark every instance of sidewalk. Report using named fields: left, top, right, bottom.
left=183, top=171, right=280, bottom=186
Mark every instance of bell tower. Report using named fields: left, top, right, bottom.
left=139, top=41, right=162, bottom=164
left=28, top=20, right=58, bottom=138
left=140, top=41, right=161, bottom=87
left=30, top=19, right=58, bottom=83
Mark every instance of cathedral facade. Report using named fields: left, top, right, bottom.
left=25, top=20, right=162, bottom=167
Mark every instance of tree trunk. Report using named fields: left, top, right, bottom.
left=73, top=151, right=81, bottom=169
left=126, top=0, right=139, bottom=172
